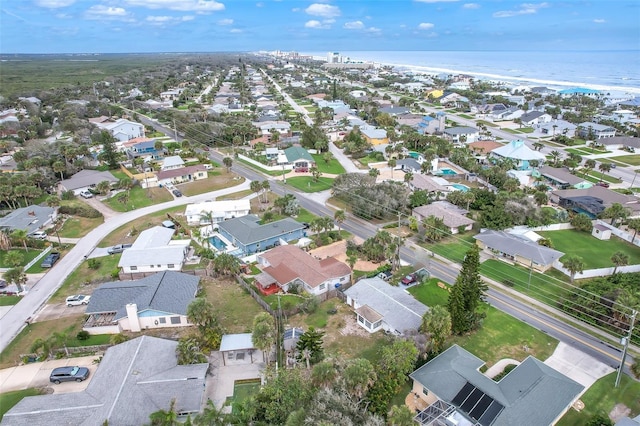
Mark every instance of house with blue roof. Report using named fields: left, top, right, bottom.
left=418, top=112, right=446, bottom=135
left=83, top=271, right=199, bottom=334
left=558, top=87, right=602, bottom=98
left=126, top=140, right=163, bottom=160
left=217, top=215, right=306, bottom=256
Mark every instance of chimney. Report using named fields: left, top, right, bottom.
left=126, top=303, right=141, bottom=332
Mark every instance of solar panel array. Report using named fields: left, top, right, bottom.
left=451, top=382, right=504, bottom=426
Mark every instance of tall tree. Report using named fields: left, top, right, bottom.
left=611, top=251, right=629, bottom=275
left=601, top=203, right=630, bottom=227
left=10, top=229, right=29, bottom=252
left=186, top=298, right=218, bottom=333
left=334, top=209, right=346, bottom=235
left=420, top=305, right=452, bottom=353
left=447, top=245, right=486, bottom=334
left=252, top=312, right=276, bottom=363
left=342, top=358, right=376, bottom=400
left=4, top=267, right=27, bottom=293
left=149, top=399, right=177, bottom=426
left=222, top=156, right=233, bottom=172
left=562, top=255, right=585, bottom=284
left=295, top=327, right=325, bottom=368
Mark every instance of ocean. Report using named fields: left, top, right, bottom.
left=306, top=50, right=640, bottom=95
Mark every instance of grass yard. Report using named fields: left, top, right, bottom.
left=574, top=170, right=622, bottom=184
left=312, top=154, right=346, bottom=174
left=58, top=216, right=104, bottom=238
left=426, top=234, right=476, bottom=264
left=104, top=186, right=173, bottom=212
left=0, top=389, right=43, bottom=421
left=477, top=120, right=498, bottom=128
left=285, top=176, right=334, bottom=193
left=0, top=316, right=110, bottom=368
left=178, top=173, right=245, bottom=197
left=98, top=205, right=186, bottom=247
left=294, top=208, right=319, bottom=224
left=0, top=249, right=43, bottom=268
left=0, top=296, right=21, bottom=306
left=558, top=372, right=640, bottom=426
left=459, top=114, right=473, bottom=119
left=480, top=259, right=570, bottom=303
left=610, top=154, right=640, bottom=166
left=50, top=255, right=121, bottom=303
left=410, top=282, right=557, bottom=366
left=538, top=230, right=640, bottom=269
left=201, top=278, right=264, bottom=333
left=236, top=158, right=285, bottom=177
left=564, top=148, right=593, bottom=156
left=226, top=380, right=261, bottom=413
left=217, top=189, right=253, bottom=200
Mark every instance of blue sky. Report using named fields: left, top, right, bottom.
left=1, top=0, right=638, bottom=53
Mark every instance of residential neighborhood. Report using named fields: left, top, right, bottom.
left=0, top=52, right=639, bottom=425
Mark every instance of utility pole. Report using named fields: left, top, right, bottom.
left=528, top=258, right=534, bottom=290
left=615, top=309, right=637, bottom=388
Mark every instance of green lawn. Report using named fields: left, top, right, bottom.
left=0, top=388, right=43, bottom=420
left=519, top=127, right=534, bottom=133
left=538, top=230, right=640, bottom=269
left=303, top=300, right=338, bottom=329
left=480, top=259, right=570, bottom=303
left=564, top=148, right=593, bottom=156
left=426, top=235, right=476, bottom=264
left=312, top=154, right=346, bottom=174
left=574, top=170, right=622, bottom=184
left=503, top=128, right=521, bottom=134
left=610, top=154, right=640, bottom=166
left=58, top=216, right=104, bottom=238
left=410, top=282, right=558, bottom=365
left=459, top=114, right=473, bottom=119
left=285, top=176, right=334, bottom=193
left=0, top=296, right=21, bottom=306
left=50, top=255, right=122, bottom=303
left=203, top=278, right=264, bottom=333
left=226, top=380, right=261, bottom=413
left=477, top=120, right=498, bottom=128
left=0, top=249, right=43, bottom=268
left=104, top=186, right=173, bottom=212
left=558, top=372, right=640, bottom=426
left=217, top=189, right=253, bottom=200
left=294, top=208, right=319, bottom=224
left=179, top=173, right=244, bottom=197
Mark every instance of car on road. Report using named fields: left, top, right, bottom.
left=596, top=181, right=610, bottom=188
left=66, top=294, right=91, bottom=306
left=107, top=243, right=132, bottom=254
left=401, top=273, right=418, bottom=285
left=172, top=189, right=182, bottom=197
left=50, top=366, right=90, bottom=384
left=40, top=252, right=60, bottom=268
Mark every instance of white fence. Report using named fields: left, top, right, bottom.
left=237, top=154, right=293, bottom=173
left=553, top=261, right=640, bottom=279
left=529, top=223, right=574, bottom=231
left=594, top=219, right=640, bottom=247
left=23, top=245, right=52, bottom=271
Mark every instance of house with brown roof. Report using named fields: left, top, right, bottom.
left=409, top=174, right=448, bottom=194
left=156, top=165, right=208, bottom=187
left=413, top=201, right=475, bottom=234
left=255, top=245, right=351, bottom=296
left=468, top=140, right=504, bottom=155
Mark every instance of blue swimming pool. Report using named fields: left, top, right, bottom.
left=408, top=151, right=421, bottom=159
left=439, top=168, right=457, bottom=175
left=209, top=235, right=227, bottom=250
left=451, top=184, right=470, bottom=192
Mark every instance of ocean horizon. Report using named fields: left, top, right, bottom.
left=305, top=50, right=640, bottom=95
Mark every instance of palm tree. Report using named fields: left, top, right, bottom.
left=388, top=158, right=397, bottom=179
left=250, top=180, right=262, bottom=201
left=562, top=255, right=584, bottom=284
left=10, top=229, right=28, bottom=252
left=368, top=168, right=380, bottom=179
left=0, top=230, right=11, bottom=251
left=222, top=157, right=233, bottom=172
left=261, top=180, right=270, bottom=203
left=334, top=210, right=346, bottom=235
left=549, top=150, right=562, bottom=167
left=194, top=400, right=227, bottom=426
left=346, top=252, right=358, bottom=271
left=4, top=251, right=24, bottom=268
left=602, top=203, right=630, bottom=227
left=149, top=399, right=178, bottom=426
left=532, top=142, right=544, bottom=151
left=583, top=159, right=596, bottom=178
left=311, top=361, right=338, bottom=389
left=252, top=312, right=275, bottom=363
left=210, top=253, right=240, bottom=276
left=52, top=161, right=66, bottom=181
left=598, top=162, right=612, bottom=174
left=611, top=251, right=629, bottom=274
left=627, top=218, right=640, bottom=242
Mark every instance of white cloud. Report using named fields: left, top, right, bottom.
left=230, top=28, right=242, bottom=33
left=463, top=3, right=480, bottom=9
left=123, top=0, right=225, bottom=12
left=34, top=0, right=76, bottom=7
left=292, top=7, right=300, bottom=12
left=415, top=0, right=459, bottom=3
left=365, top=27, right=381, bottom=34
left=305, top=3, right=340, bottom=18
left=218, top=18, right=233, bottom=25
left=344, top=20, right=364, bottom=29
left=493, top=2, right=549, bottom=18
left=84, top=5, right=133, bottom=20
left=418, top=22, right=434, bottom=30
left=593, top=18, right=606, bottom=23
left=399, top=24, right=407, bottom=28
left=256, top=2, right=264, bottom=7
left=147, top=15, right=172, bottom=22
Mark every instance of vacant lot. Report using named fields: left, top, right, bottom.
left=98, top=205, right=186, bottom=247
left=285, top=176, right=334, bottom=193
left=179, top=173, right=245, bottom=197
left=201, top=277, right=264, bottom=333
left=58, top=216, right=104, bottom=238
left=312, top=154, right=346, bottom=174
left=104, top=186, right=173, bottom=212
left=51, top=255, right=121, bottom=303
left=538, top=229, right=640, bottom=269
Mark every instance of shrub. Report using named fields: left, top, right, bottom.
left=110, top=333, right=129, bottom=345
left=111, top=268, right=120, bottom=279
left=87, top=258, right=101, bottom=269
left=61, top=190, right=76, bottom=200
left=76, top=330, right=90, bottom=341
left=58, top=205, right=103, bottom=218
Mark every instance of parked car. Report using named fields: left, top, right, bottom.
left=79, top=190, right=93, bottom=199
left=172, top=189, right=182, bottom=197
left=596, top=181, right=610, bottom=188
left=401, top=273, right=418, bottom=285
left=0, top=280, right=7, bottom=289
left=40, top=252, right=60, bottom=268
left=107, top=244, right=132, bottom=254
left=377, top=270, right=393, bottom=281
left=29, top=230, right=47, bottom=240
left=66, top=294, right=91, bottom=306
left=49, top=366, right=90, bottom=384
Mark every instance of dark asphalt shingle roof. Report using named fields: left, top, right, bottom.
left=3, top=336, right=208, bottom=426
left=474, top=230, right=564, bottom=266
left=86, top=271, right=199, bottom=320
left=0, top=205, right=55, bottom=234
left=410, top=345, right=583, bottom=426
left=218, top=215, right=304, bottom=245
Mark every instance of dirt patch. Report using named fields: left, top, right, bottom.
left=609, top=403, right=631, bottom=422
left=309, top=239, right=380, bottom=272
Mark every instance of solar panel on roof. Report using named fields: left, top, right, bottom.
left=452, top=382, right=475, bottom=406
left=451, top=382, right=504, bottom=426
left=460, top=387, right=483, bottom=412
left=470, top=394, right=493, bottom=420
left=478, top=400, right=504, bottom=426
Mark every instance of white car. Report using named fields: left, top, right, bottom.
left=66, top=295, right=91, bottom=307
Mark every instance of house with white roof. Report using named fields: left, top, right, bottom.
left=93, top=118, right=144, bottom=142
left=185, top=199, right=251, bottom=226
left=538, top=120, right=576, bottom=137
left=490, top=140, right=545, bottom=170
left=343, top=277, right=429, bottom=335
left=118, top=226, right=190, bottom=274
left=444, top=126, right=479, bottom=144
left=160, top=155, right=185, bottom=171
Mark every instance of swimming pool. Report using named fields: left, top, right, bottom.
left=451, top=184, right=470, bottom=192
left=408, top=151, right=421, bottom=159
left=439, top=168, right=457, bottom=175
left=209, top=235, right=227, bottom=250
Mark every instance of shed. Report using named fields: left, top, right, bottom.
left=219, top=333, right=257, bottom=365
left=592, top=223, right=612, bottom=240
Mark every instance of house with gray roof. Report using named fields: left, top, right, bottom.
left=410, top=345, right=583, bottom=426
left=59, top=169, right=119, bottom=194
left=84, top=271, right=199, bottom=334
left=118, top=226, right=190, bottom=274
left=474, top=230, right=564, bottom=272
left=2, top=336, right=208, bottom=426
left=444, top=126, right=479, bottom=144
left=413, top=201, right=475, bottom=234
left=343, top=277, right=428, bottom=335
left=410, top=174, right=448, bottom=193
left=520, top=111, right=552, bottom=126
left=217, top=215, right=305, bottom=256
left=598, top=136, right=640, bottom=150
left=0, top=205, right=56, bottom=236
left=550, top=186, right=640, bottom=218
left=578, top=122, right=616, bottom=139
left=534, top=166, right=592, bottom=189
left=538, top=120, right=577, bottom=138
left=397, top=157, right=422, bottom=174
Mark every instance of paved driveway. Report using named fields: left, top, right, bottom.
left=544, top=342, right=614, bottom=390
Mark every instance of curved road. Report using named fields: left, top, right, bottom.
left=0, top=180, right=250, bottom=352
